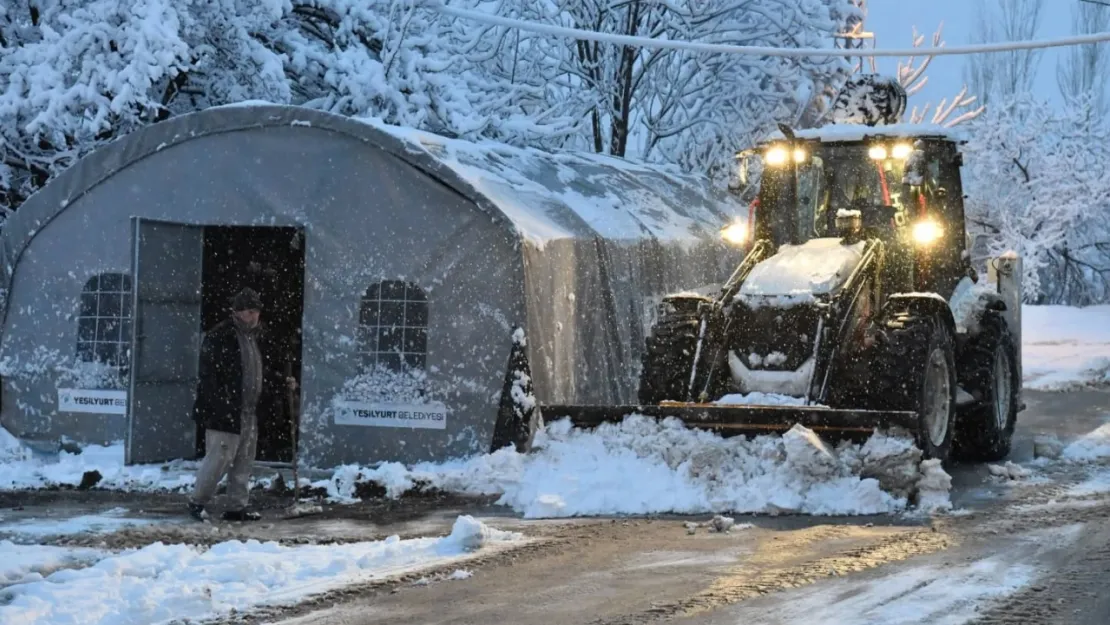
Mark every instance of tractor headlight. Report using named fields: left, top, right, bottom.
left=892, top=143, right=913, bottom=159
left=868, top=145, right=888, bottom=160
left=912, top=219, right=944, bottom=246
left=721, top=220, right=749, bottom=245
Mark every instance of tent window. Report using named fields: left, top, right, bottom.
left=76, top=273, right=133, bottom=375
left=358, top=281, right=428, bottom=371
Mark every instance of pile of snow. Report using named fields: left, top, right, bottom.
left=1, top=542, right=105, bottom=585
left=1022, top=305, right=1110, bottom=390
left=0, top=441, right=196, bottom=492
left=987, top=461, right=1034, bottom=481
left=0, top=516, right=520, bottom=625
left=0, top=426, right=30, bottom=464
left=314, top=418, right=950, bottom=518
left=1059, top=423, right=1110, bottom=462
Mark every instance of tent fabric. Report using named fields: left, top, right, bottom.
left=0, top=104, right=742, bottom=466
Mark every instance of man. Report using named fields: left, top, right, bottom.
left=187, top=287, right=296, bottom=522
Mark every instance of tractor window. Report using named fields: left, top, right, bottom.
left=757, top=142, right=917, bottom=247
left=814, top=144, right=909, bottom=237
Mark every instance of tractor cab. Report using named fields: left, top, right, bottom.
left=735, top=125, right=971, bottom=298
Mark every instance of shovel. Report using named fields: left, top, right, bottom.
left=282, top=355, right=322, bottom=519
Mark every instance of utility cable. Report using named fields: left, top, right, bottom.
left=431, top=3, right=1110, bottom=58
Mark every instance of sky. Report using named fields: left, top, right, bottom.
left=865, top=0, right=1081, bottom=113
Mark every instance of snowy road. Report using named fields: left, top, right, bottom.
left=254, top=389, right=1110, bottom=625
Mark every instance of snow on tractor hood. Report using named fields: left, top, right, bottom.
left=735, top=238, right=866, bottom=308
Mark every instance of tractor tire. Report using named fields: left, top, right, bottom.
left=872, top=312, right=957, bottom=462
left=638, top=306, right=703, bottom=405
left=954, top=312, right=1018, bottom=462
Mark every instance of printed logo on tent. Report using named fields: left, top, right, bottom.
left=58, top=389, right=128, bottom=415
left=333, top=400, right=448, bottom=430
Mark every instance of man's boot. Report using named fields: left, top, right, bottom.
left=222, top=509, right=262, bottom=522
left=187, top=501, right=209, bottom=522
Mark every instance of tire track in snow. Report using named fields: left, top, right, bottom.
left=593, top=526, right=953, bottom=624
left=967, top=517, right=1110, bottom=625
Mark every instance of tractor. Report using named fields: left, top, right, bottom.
left=538, top=76, right=1023, bottom=463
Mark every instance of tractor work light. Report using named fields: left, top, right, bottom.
left=764, top=146, right=806, bottom=167
left=912, top=219, right=944, bottom=246
left=868, top=145, right=888, bottom=160
left=721, top=220, right=749, bottom=245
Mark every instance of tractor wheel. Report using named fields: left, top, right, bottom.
left=954, top=312, right=1018, bottom=462
left=873, top=312, right=957, bottom=462
left=638, top=306, right=703, bottom=405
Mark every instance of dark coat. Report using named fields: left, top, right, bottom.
left=193, top=319, right=285, bottom=434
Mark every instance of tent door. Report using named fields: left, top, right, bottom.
left=126, top=218, right=205, bottom=465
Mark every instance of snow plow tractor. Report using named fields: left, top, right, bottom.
left=534, top=78, right=1024, bottom=463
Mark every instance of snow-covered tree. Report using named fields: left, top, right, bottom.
left=962, top=94, right=1110, bottom=303
left=893, top=24, right=984, bottom=127
left=841, top=2, right=982, bottom=128
left=480, top=0, right=860, bottom=180
left=0, top=0, right=579, bottom=215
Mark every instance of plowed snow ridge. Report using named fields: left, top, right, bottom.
left=320, top=417, right=946, bottom=518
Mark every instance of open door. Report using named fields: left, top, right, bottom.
left=126, top=218, right=205, bottom=465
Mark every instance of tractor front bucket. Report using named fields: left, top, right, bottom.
left=539, top=402, right=919, bottom=440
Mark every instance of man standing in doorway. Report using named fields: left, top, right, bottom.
left=187, top=287, right=296, bottom=522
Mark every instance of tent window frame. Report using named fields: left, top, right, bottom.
left=76, top=273, right=133, bottom=378
left=358, top=280, right=429, bottom=372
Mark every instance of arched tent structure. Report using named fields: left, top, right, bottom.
left=0, top=104, right=742, bottom=468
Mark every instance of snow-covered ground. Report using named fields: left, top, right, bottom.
left=0, top=508, right=157, bottom=541
left=0, top=428, right=195, bottom=491
left=0, top=515, right=519, bottom=625
left=1022, top=305, right=1110, bottom=391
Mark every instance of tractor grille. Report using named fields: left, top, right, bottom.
left=727, top=303, right=820, bottom=372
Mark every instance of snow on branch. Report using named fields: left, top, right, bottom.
left=892, top=23, right=985, bottom=127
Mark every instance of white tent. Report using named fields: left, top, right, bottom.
left=0, top=104, right=741, bottom=468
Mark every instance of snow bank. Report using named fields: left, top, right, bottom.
left=0, top=426, right=30, bottom=463
left=0, top=542, right=105, bottom=585
left=0, top=441, right=196, bottom=492
left=0, top=516, right=521, bottom=625
left=1022, top=305, right=1110, bottom=390
left=314, top=418, right=949, bottom=518
left=1060, top=422, right=1110, bottom=462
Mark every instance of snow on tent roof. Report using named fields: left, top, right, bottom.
left=356, top=117, right=739, bottom=246
left=763, top=123, right=965, bottom=144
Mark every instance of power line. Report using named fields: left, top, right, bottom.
left=431, top=3, right=1110, bottom=58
